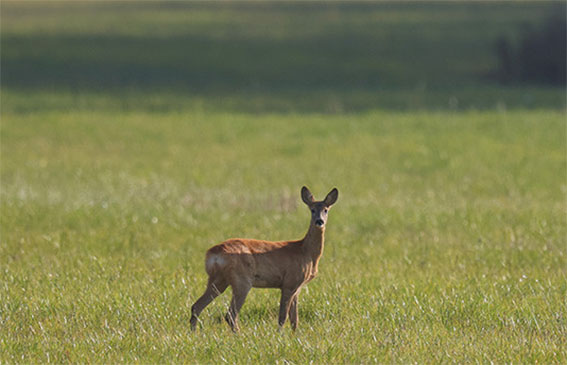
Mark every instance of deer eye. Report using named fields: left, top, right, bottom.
left=324, top=208, right=328, bottom=213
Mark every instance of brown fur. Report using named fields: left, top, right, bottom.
left=190, top=186, right=338, bottom=332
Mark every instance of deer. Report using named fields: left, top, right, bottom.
left=190, top=186, right=338, bottom=332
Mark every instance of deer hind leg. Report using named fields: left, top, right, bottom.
left=190, top=277, right=228, bottom=331
left=225, top=280, right=252, bottom=332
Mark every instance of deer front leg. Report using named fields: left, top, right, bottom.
left=289, top=290, right=301, bottom=331
left=278, top=288, right=295, bottom=328
left=278, top=289, right=299, bottom=327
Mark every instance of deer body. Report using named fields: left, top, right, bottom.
left=190, top=186, right=338, bottom=332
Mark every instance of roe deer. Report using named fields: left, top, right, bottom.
left=190, top=186, right=338, bottom=332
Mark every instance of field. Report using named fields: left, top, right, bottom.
left=1, top=1, right=566, bottom=363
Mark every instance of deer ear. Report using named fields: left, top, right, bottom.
left=324, top=188, right=338, bottom=206
left=301, top=186, right=314, bottom=205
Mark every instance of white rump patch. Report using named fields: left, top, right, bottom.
left=206, top=255, right=225, bottom=271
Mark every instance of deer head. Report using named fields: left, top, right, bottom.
left=301, top=186, right=339, bottom=229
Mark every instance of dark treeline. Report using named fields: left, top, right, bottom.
left=496, top=5, right=566, bottom=86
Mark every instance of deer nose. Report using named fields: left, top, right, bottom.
left=315, top=219, right=324, bottom=226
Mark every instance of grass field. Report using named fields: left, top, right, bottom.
left=1, top=1, right=566, bottom=363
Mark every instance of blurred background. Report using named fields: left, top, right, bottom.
left=2, top=1, right=565, bottom=112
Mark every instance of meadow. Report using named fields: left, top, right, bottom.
left=1, top=1, right=566, bottom=363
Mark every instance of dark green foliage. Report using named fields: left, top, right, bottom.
left=496, top=4, right=566, bottom=85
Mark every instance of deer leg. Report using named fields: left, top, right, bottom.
left=225, top=281, right=251, bottom=332
left=278, top=288, right=295, bottom=328
left=190, top=278, right=228, bottom=331
left=289, top=290, right=301, bottom=331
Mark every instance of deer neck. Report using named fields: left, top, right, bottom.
left=302, top=223, right=325, bottom=261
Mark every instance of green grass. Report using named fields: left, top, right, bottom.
left=1, top=1, right=566, bottom=363
left=2, top=108, right=565, bottom=362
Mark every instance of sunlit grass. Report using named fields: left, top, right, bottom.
left=1, top=106, right=565, bottom=362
